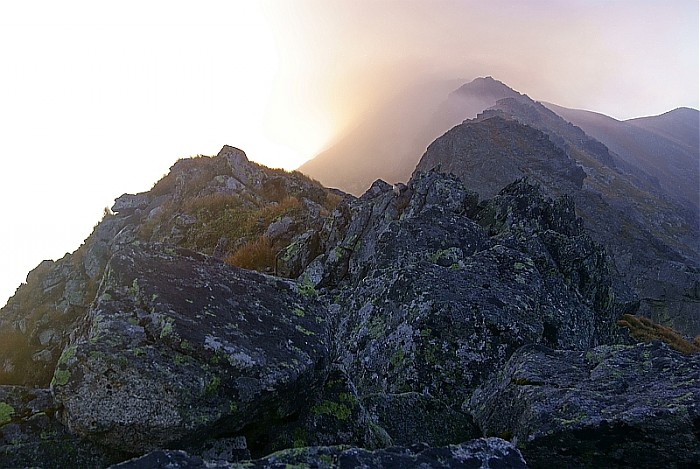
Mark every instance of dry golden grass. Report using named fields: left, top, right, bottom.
left=258, top=196, right=302, bottom=221
left=225, top=236, right=277, bottom=272
left=182, top=192, right=239, bottom=215
left=0, top=329, right=44, bottom=385
left=617, top=314, right=700, bottom=355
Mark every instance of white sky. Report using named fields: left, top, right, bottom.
left=0, top=2, right=301, bottom=305
left=0, top=0, right=698, bottom=306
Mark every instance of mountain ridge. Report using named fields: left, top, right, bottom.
left=542, top=102, right=699, bottom=213
left=0, top=79, right=698, bottom=468
left=417, top=90, right=699, bottom=335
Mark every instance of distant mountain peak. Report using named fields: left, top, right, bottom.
left=452, top=76, right=522, bottom=100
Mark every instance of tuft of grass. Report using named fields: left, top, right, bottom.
left=617, top=314, right=700, bottom=355
left=257, top=195, right=302, bottom=220
left=225, top=236, right=276, bottom=272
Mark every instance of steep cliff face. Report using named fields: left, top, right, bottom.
left=1, top=144, right=697, bottom=468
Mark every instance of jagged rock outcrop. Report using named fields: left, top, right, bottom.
left=0, top=385, right=125, bottom=468
left=415, top=116, right=587, bottom=199
left=299, top=75, right=698, bottom=334
left=470, top=342, right=700, bottom=468
left=110, top=438, right=528, bottom=469
left=294, top=170, right=636, bottom=446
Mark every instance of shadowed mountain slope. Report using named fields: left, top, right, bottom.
left=544, top=103, right=699, bottom=213
left=300, top=76, right=699, bottom=334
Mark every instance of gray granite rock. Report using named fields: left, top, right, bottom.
left=52, top=244, right=330, bottom=453
left=470, top=342, right=700, bottom=468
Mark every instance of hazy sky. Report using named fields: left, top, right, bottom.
left=0, top=0, right=697, bottom=306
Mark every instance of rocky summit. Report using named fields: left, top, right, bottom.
left=0, top=143, right=698, bottom=468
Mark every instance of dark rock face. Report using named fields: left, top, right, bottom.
left=362, top=392, right=477, bottom=447
left=471, top=342, right=700, bottom=468
left=298, top=170, right=635, bottom=446
left=260, top=365, right=392, bottom=454
left=52, top=244, right=329, bottom=454
left=415, top=116, right=587, bottom=200
left=475, top=179, right=637, bottom=344
left=1, top=142, right=693, bottom=467
left=110, top=438, right=528, bottom=469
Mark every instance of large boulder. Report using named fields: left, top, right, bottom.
left=52, top=244, right=330, bottom=454
left=0, top=147, right=340, bottom=389
left=470, top=342, right=700, bottom=468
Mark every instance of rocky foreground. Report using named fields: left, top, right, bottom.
left=0, top=147, right=698, bottom=468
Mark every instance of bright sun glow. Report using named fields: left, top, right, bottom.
left=0, top=1, right=324, bottom=305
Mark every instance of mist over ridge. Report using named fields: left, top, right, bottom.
left=0, top=3, right=699, bottom=465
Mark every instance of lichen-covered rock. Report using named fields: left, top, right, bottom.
left=110, top=438, right=528, bottom=468
left=2, top=142, right=686, bottom=467
left=0, top=385, right=125, bottom=468
left=219, top=145, right=266, bottom=190
left=0, top=253, right=95, bottom=386
left=470, top=342, right=700, bottom=468
left=475, top=178, right=638, bottom=344
left=275, top=229, right=322, bottom=279
left=416, top=110, right=700, bottom=336
left=52, top=244, right=330, bottom=454
left=302, top=171, right=635, bottom=429
left=112, top=193, right=150, bottom=213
